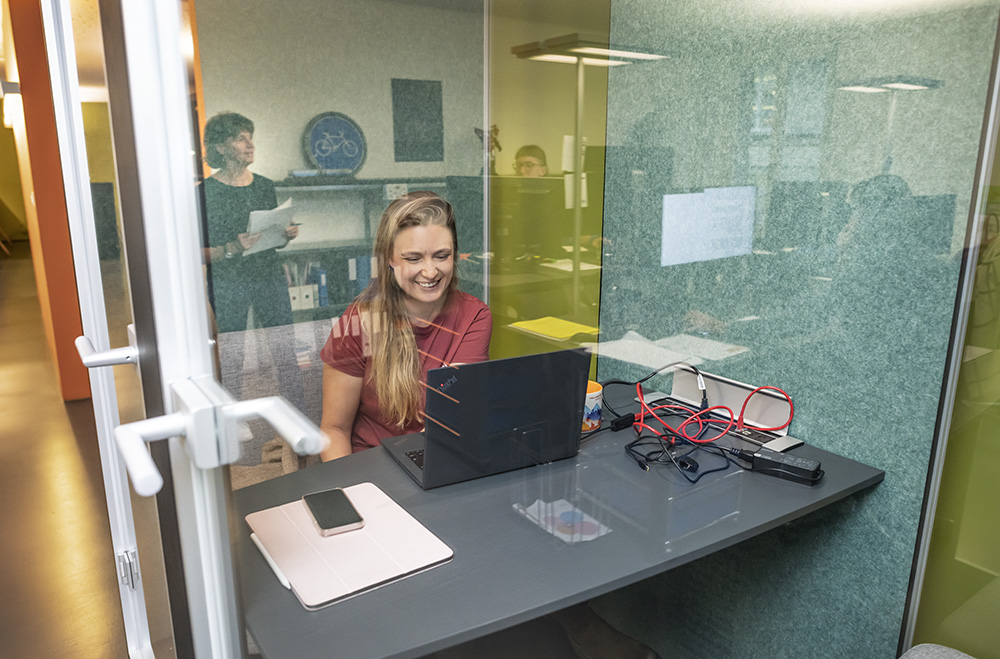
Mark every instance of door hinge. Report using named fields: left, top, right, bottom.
left=116, top=548, right=139, bottom=590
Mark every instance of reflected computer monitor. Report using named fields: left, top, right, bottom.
left=661, top=186, right=757, bottom=267
left=491, top=177, right=570, bottom=261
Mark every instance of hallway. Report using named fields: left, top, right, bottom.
left=0, top=242, right=128, bottom=658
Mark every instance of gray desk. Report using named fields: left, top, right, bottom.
left=235, top=409, right=883, bottom=659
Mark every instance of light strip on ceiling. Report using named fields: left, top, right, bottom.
left=838, top=86, right=890, bottom=93
left=568, top=46, right=666, bottom=61
left=529, top=54, right=628, bottom=67
left=881, top=82, right=930, bottom=90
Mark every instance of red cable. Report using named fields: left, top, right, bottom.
left=678, top=405, right=735, bottom=443
left=736, top=385, right=794, bottom=432
left=634, top=383, right=734, bottom=444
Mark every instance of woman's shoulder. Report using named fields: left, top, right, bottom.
left=326, top=302, right=367, bottom=349
left=203, top=173, right=274, bottom=192
left=450, top=289, right=489, bottom=313
left=337, top=300, right=363, bottom=324
left=251, top=173, right=275, bottom=188
left=444, top=290, right=490, bottom=327
left=202, top=176, right=224, bottom=193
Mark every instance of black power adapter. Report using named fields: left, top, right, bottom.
left=735, top=448, right=823, bottom=485
left=610, top=413, right=636, bottom=432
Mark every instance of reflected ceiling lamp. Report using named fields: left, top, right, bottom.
left=511, top=33, right=668, bottom=67
left=837, top=76, right=943, bottom=93
left=837, top=76, right=944, bottom=173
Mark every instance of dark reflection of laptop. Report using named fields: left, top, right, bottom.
left=382, top=349, right=591, bottom=490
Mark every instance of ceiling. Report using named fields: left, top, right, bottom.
left=4, top=0, right=991, bottom=91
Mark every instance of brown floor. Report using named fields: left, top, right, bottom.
left=0, top=241, right=128, bottom=658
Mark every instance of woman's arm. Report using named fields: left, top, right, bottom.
left=319, top=363, right=364, bottom=461
left=451, top=305, right=493, bottom=364
left=203, top=233, right=263, bottom=263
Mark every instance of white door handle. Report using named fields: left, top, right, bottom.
left=113, top=413, right=185, bottom=496
left=173, top=377, right=327, bottom=469
left=226, top=396, right=328, bottom=456
left=75, top=324, right=139, bottom=367
left=104, top=377, right=328, bottom=496
left=76, top=335, right=137, bottom=367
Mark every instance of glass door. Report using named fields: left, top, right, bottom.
left=44, top=0, right=329, bottom=656
left=40, top=0, right=181, bottom=656
left=45, top=0, right=489, bottom=656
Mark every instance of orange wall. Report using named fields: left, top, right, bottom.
left=8, top=0, right=90, bottom=401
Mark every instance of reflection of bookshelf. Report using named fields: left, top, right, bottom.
left=274, top=178, right=447, bottom=250
left=272, top=178, right=448, bottom=324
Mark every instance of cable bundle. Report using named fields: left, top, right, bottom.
left=599, top=362, right=794, bottom=483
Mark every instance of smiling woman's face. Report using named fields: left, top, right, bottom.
left=388, top=224, right=454, bottom=315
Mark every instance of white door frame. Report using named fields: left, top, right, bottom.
left=42, top=0, right=244, bottom=656
left=40, top=1, right=156, bottom=657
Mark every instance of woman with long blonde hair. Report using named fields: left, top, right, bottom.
left=319, top=192, right=491, bottom=460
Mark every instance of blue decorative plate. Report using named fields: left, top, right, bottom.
left=303, top=112, right=366, bottom=174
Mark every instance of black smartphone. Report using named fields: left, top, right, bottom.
left=302, top=488, right=365, bottom=537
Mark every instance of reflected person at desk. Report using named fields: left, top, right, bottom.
left=319, top=192, right=492, bottom=461
left=513, top=144, right=549, bottom=177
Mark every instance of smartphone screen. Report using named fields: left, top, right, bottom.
left=302, top=488, right=365, bottom=537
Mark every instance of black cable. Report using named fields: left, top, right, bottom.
left=580, top=425, right=613, bottom=444
left=624, top=424, right=732, bottom=484
left=599, top=361, right=703, bottom=417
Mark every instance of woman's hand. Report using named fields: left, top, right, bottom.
left=284, top=224, right=300, bottom=240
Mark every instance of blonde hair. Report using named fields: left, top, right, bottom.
left=359, top=191, right=458, bottom=427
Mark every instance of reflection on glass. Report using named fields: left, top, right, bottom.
left=588, top=1, right=998, bottom=657
left=191, top=0, right=486, bottom=486
left=488, top=8, right=611, bottom=362
left=198, top=111, right=307, bottom=481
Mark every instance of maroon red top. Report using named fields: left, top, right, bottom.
left=320, top=290, right=492, bottom=452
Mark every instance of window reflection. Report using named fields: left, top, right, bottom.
left=591, top=1, right=995, bottom=657
left=188, top=0, right=1000, bottom=654
left=191, top=0, right=487, bottom=485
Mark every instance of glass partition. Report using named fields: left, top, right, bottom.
left=185, top=0, right=1000, bottom=652
left=190, top=0, right=487, bottom=487
left=588, top=2, right=1000, bottom=657
left=912, top=184, right=1000, bottom=657
left=486, top=1, right=610, bottom=362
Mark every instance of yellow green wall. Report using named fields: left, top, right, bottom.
left=487, top=1, right=609, bottom=361
left=0, top=124, right=28, bottom=240
left=80, top=102, right=116, bottom=183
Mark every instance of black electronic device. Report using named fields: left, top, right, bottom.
left=302, top=488, right=365, bottom=537
left=382, top=348, right=591, bottom=489
left=739, top=447, right=823, bottom=485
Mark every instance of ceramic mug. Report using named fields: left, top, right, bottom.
left=583, top=380, right=602, bottom=431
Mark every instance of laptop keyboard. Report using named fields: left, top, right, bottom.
left=405, top=449, right=425, bottom=469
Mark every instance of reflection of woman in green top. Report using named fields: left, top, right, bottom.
left=201, top=112, right=299, bottom=332
left=200, top=112, right=304, bottom=414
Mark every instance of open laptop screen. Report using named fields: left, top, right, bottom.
left=386, top=348, right=591, bottom=489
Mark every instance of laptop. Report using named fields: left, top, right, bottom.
left=382, top=348, right=591, bottom=489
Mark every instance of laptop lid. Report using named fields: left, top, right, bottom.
left=384, top=348, right=591, bottom=489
